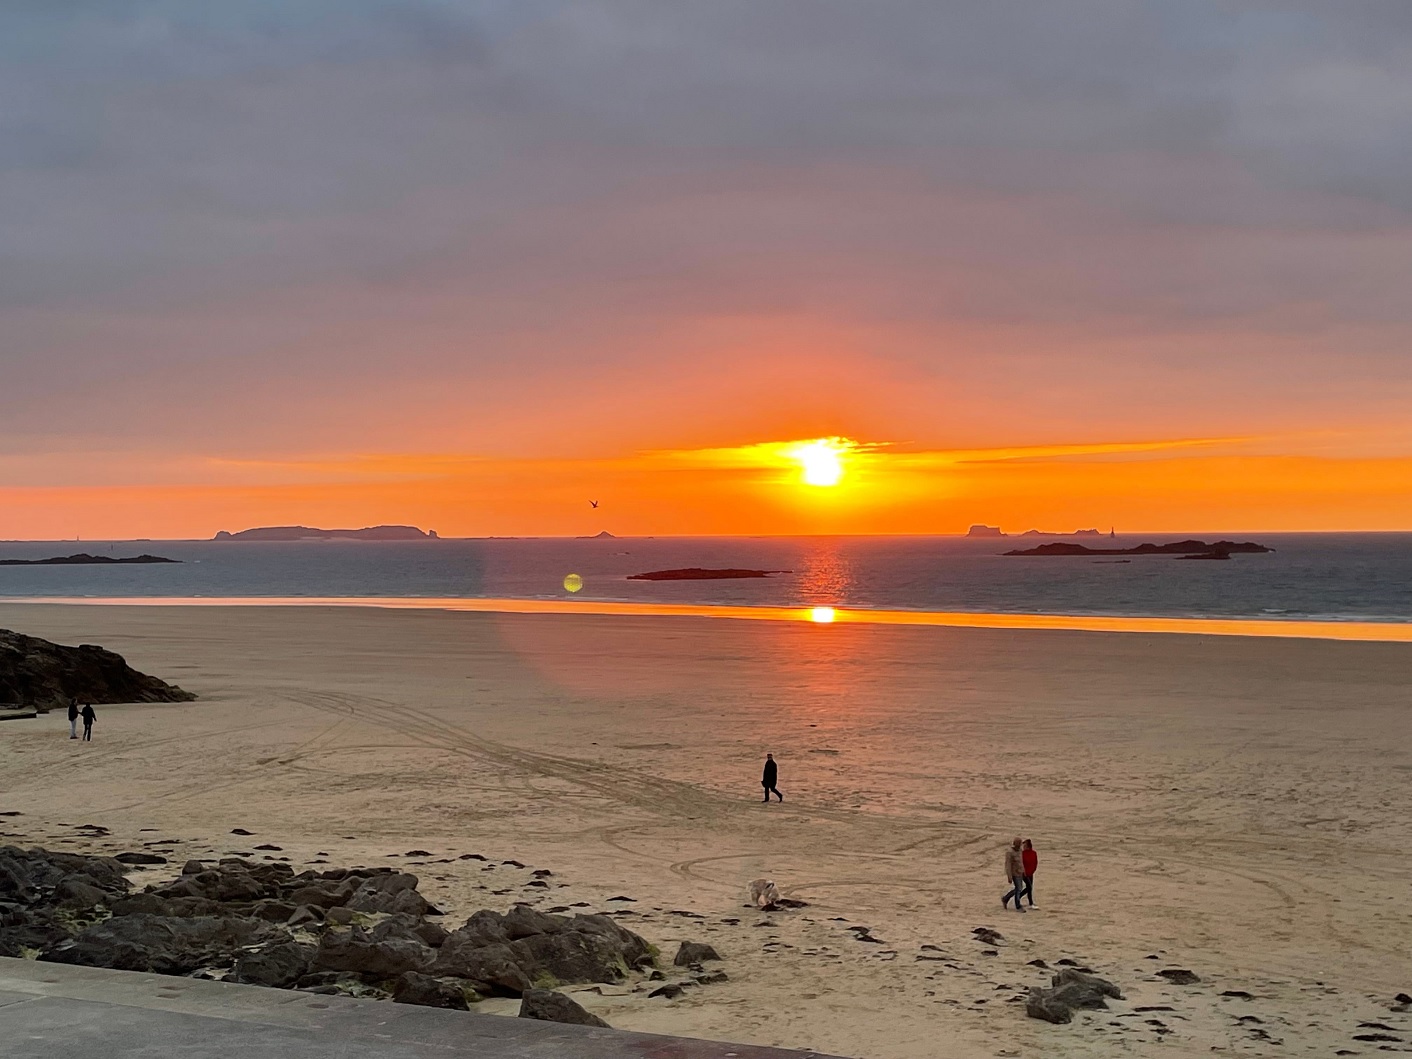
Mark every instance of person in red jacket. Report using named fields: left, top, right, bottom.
left=1020, top=839, right=1038, bottom=907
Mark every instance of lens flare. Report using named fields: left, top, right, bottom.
left=563, top=573, right=583, bottom=593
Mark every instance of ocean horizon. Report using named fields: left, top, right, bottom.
left=1, top=531, right=1408, bottom=627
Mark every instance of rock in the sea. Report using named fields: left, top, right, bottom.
left=0, top=629, right=195, bottom=711
left=1157, top=968, right=1201, bottom=985
left=392, top=971, right=475, bottom=1010
left=232, top=940, right=315, bottom=988
left=518, top=988, right=609, bottom=1028
left=673, top=941, right=720, bottom=966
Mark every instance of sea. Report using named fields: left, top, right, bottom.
left=0, top=533, right=1408, bottom=626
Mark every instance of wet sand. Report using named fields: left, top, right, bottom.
left=1, top=602, right=1409, bottom=1057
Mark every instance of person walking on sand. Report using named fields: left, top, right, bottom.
left=761, top=753, right=783, bottom=802
left=1021, top=839, right=1038, bottom=907
left=1002, top=837, right=1026, bottom=912
left=80, top=703, right=96, bottom=742
left=68, top=698, right=80, bottom=739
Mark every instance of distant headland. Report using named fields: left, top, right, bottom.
left=0, top=553, right=181, bottom=566
left=967, top=524, right=1108, bottom=538
left=214, top=525, right=437, bottom=542
left=1005, top=539, right=1273, bottom=559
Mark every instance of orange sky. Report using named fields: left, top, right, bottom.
left=3, top=5, right=1411, bottom=539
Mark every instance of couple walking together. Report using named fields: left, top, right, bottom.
left=1002, top=837, right=1038, bottom=911
left=67, top=699, right=96, bottom=741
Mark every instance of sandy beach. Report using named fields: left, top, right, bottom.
left=2, top=601, right=1409, bottom=1058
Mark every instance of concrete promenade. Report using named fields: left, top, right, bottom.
left=0, top=957, right=848, bottom=1059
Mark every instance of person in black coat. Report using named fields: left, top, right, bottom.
left=80, top=704, right=96, bottom=742
left=68, top=698, right=80, bottom=739
left=761, top=753, right=782, bottom=802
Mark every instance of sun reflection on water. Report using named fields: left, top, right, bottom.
left=809, top=606, right=837, bottom=623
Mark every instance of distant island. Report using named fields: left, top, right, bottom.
left=1005, top=539, right=1272, bottom=558
left=0, top=553, right=180, bottom=566
left=213, top=525, right=437, bottom=542
left=627, top=568, right=788, bottom=581
left=576, top=530, right=617, bottom=539
left=967, top=525, right=1109, bottom=538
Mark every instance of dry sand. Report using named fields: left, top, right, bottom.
left=2, top=602, right=1410, bottom=1058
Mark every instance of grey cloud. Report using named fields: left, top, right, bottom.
left=1, top=1, right=1410, bottom=453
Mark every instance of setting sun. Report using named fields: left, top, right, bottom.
left=789, top=438, right=849, bottom=487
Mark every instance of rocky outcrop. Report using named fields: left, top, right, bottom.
left=7, top=847, right=656, bottom=1016
left=1026, top=970, right=1124, bottom=1024
left=518, top=988, right=609, bottom=1027
left=0, top=630, right=196, bottom=711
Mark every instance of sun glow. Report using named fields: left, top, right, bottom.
left=788, top=438, right=850, bottom=487
left=808, top=606, right=837, bottom=623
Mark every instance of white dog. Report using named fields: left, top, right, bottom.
left=748, top=878, right=781, bottom=908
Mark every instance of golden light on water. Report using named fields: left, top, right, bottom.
left=809, top=606, right=837, bottom=623
left=563, top=573, right=583, bottom=593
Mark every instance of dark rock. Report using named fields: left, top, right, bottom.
left=568, top=913, right=654, bottom=968
left=42, top=914, right=277, bottom=974
left=694, top=971, right=729, bottom=985
left=648, top=983, right=685, bottom=999
left=404, top=850, right=431, bottom=858
left=971, top=927, right=1004, bottom=946
left=1025, top=971, right=1123, bottom=1024
left=368, top=913, right=448, bottom=950
left=287, top=905, right=325, bottom=929
left=1220, top=990, right=1254, bottom=1000
left=156, top=869, right=271, bottom=904
left=454, top=910, right=511, bottom=947
left=518, top=988, right=609, bottom=1028
left=312, top=928, right=434, bottom=979
left=231, top=940, right=315, bottom=988
left=1053, top=969, right=1123, bottom=1000
left=109, top=893, right=178, bottom=917
left=1, top=846, right=129, bottom=903
left=115, top=852, right=168, bottom=866
left=286, top=883, right=348, bottom=909
left=501, top=904, right=569, bottom=939
left=252, top=899, right=297, bottom=923
left=508, top=929, right=632, bottom=986
left=1395, top=992, right=1412, bottom=1005
left=181, top=860, right=206, bottom=875
left=231, top=829, right=254, bottom=836
left=253, top=844, right=282, bottom=852
left=392, top=971, right=473, bottom=1010
left=1157, top=969, right=1201, bottom=985
left=673, top=941, right=720, bottom=966
left=0, top=909, right=70, bottom=957
left=55, top=877, right=110, bottom=909
left=0, top=629, right=196, bottom=711
left=433, top=940, right=533, bottom=997
left=325, top=907, right=355, bottom=926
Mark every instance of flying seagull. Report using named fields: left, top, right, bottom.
left=589, top=500, right=599, bottom=509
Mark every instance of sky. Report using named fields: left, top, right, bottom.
left=3, top=1, right=1411, bottom=539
